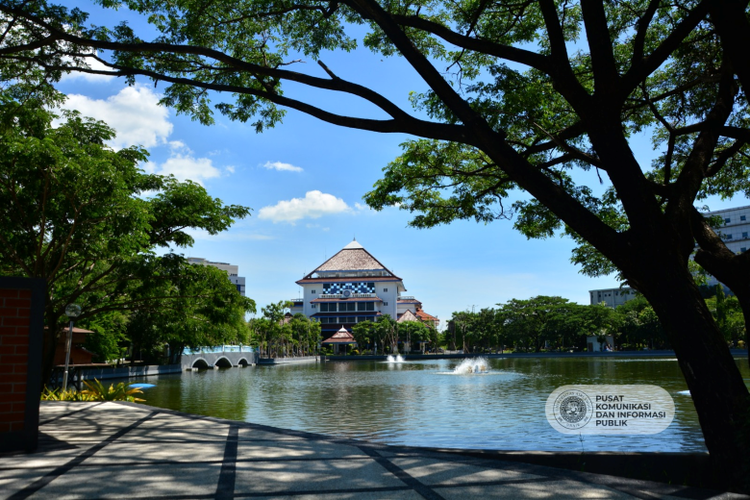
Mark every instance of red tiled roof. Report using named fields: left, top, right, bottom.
left=321, top=326, right=357, bottom=344
left=416, top=308, right=439, bottom=324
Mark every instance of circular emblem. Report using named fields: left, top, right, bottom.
left=559, top=395, right=587, bottom=423
left=552, top=389, right=593, bottom=430
left=343, top=290, right=351, bottom=298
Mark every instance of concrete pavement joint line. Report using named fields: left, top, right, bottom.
left=38, top=401, right=106, bottom=426
left=64, top=485, right=414, bottom=500
left=6, top=410, right=159, bottom=500
left=215, top=424, right=239, bottom=500
left=358, top=445, right=447, bottom=500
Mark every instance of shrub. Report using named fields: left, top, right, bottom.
left=41, top=386, right=95, bottom=401
left=81, top=379, right=145, bottom=402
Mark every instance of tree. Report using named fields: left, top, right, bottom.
left=615, top=295, right=667, bottom=349
left=498, top=296, right=572, bottom=352
left=397, top=320, right=432, bottom=352
left=705, top=286, right=746, bottom=347
left=0, top=91, right=251, bottom=381
left=258, top=301, right=292, bottom=358
left=289, top=313, right=322, bottom=356
left=375, top=314, right=398, bottom=353
left=123, top=261, right=254, bottom=364
left=3, top=0, right=750, bottom=487
left=352, top=320, right=377, bottom=352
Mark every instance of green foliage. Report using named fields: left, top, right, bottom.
left=705, top=286, right=746, bottom=346
left=613, top=295, right=667, bottom=349
left=81, top=379, right=145, bottom=402
left=251, top=302, right=320, bottom=358
left=126, top=260, right=255, bottom=363
left=40, top=386, right=95, bottom=401
left=497, top=296, right=581, bottom=353
left=0, top=90, right=252, bottom=377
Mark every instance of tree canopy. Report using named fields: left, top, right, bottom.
left=3, top=0, right=750, bottom=489
left=0, top=90, right=253, bottom=377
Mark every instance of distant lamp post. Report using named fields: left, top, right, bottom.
left=62, top=304, right=82, bottom=391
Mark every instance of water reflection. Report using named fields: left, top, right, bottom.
left=139, top=356, right=749, bottom=453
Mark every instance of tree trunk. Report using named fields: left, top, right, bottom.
left=632, top=257, right=749, bottom=490
left=40, top=327, right=60, bottom=390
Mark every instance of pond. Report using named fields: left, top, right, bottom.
left=136, top=355, right=750, bottom=453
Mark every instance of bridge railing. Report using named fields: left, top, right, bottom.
left=183, top=345, right=255, bottom=355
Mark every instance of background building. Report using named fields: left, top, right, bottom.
left=187, top=257, right=246, bottom=296
left=589, top=287, right=636, bottom=309
left=702, top=205, right=750, bottom=289
left=290, top=240, right=439, bottom=339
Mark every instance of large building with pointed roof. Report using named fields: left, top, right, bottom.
left=290, top=240, right=438, bottom=339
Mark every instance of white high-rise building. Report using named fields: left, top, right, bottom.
left=702, top=205, right=750, bottom=288
left=290, top=240, right=438, bottom=340
left=187, top=257, right=246, bottom=296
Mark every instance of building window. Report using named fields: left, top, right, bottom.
left=320, top=303, right=329, bottom=312
left=742, top=247, right=747, bottom=253
left=725, top=217, right=731, bottom=224
left=743, top=232, right=748, bottom=239
left=384, top=302, right=389, bottom=306
left=311, top=304, right=316, bottom=309
left=345, top=302, right=356, bottom=312
left=727, top=234, right=734, bottom=240
left=311, top=289, right=317, bottom=294
left=383, top=288, right=388, bottom=292
left=742, top=215, right=747, bottom=221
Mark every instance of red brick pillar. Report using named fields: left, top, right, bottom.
left=0, top=277, right=44, bottom=453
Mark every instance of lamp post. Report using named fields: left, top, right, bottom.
left=62, top=304, right=82, bottom=391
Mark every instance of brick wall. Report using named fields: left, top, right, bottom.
left=0, top=278, right=44, bottom=453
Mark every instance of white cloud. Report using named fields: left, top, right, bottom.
left=259, top=191, right=351, bottom=224
left=262, top=161, right=303, bottom=173
left=186, top=228, right=274, bottom=241
left=59, top=55, right=115, bottom=83
left=63, top=85, right=172, bottom=149
left=151, top=154, right=222, bottom=185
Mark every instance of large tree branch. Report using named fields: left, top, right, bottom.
left=674, top=63, right=737, bottom=206
left=581, top=0, right=619, bottom=93
left=630, top=0, right=661, bottom=67
left=708, top=0, right=750, bottom=108
left=390, top=14, right=551, bottom=73
left=537, top=0, right=591, bottom=110
left=622, top=1, right=711, bottom=97
left=32, top=56, right=467, bottom=141
left=348, top=0, right=623, bottom=263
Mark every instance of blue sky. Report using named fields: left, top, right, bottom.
left=52, top=2, right=744, bottom=328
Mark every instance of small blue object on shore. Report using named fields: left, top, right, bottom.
left=130, top=383, right=156, bottom=389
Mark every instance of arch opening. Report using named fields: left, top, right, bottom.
left=191, top=358, right=210, bottom=369
left=214, top=356, right=233, bottom=368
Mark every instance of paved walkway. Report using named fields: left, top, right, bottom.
left=0, top=402, right=746, bottom=499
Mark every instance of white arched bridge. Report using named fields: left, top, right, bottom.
left=181, top=345, right=258, bottom=370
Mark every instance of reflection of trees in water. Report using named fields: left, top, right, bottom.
left=178, top=369, right=251, bottom=421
